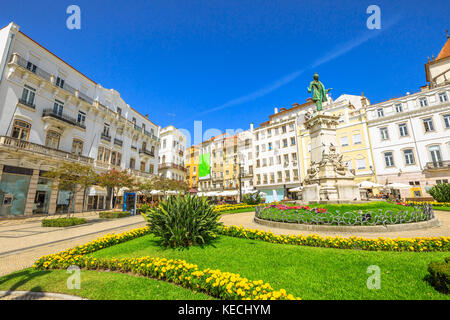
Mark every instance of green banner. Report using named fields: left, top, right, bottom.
left=199, top=153, right=211, bottom=179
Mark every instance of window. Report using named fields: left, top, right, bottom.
left=293, top=169, right=299, bottom=179
left=72, top=140, right=83, bottom=155
left=380, top=127, right=389, bottom=140
left=77, top=111, right=86, bottom=127
left=103, top=123, right=110, bottom=136
left=268, top=142, right=272, bottom=151
left=284, top=154, right=289, bottom=164
left=277, top=171, right=282, bottom=182
left=283, top=139, right=288, bottom=148
left=398, top=123, right=408, bottom=137
left=437, top=179, right=449, bottom=184
left=55, top=77, right=65, bottom=89
left=129, top=158, right=136, bottom=170
left=282, top=126, right=287, bottom=133
left=352, top=134, right=362, bottom=145
left=356, top=159, right=366, bottom=170
left=45, top=131, right=61, bottom=149
left=377, top=108, right=384, bottom=117
left=21, top=85, right=36, bottom=106
left=289, top=124, right=294, bottom=131
left=262, top=159, right=267, bottom=167
left=429, top=145, right=442, bottom=164
left=116, top=152, right=122, bottom=166
left=53, top=100, right=64, bottom=116
left=423, top=118, right=434, bottom=132
left=285, top=170, right=290, bottom=181
left=26, top=61, right=37, bottom=73
left=403, top=149, right=415, bottom=165
left=395, top=104, right=403, bottom=112
left=443, top=114, right=450, bottom=128
left=419, top=98, right=428, bottom=107
left=292, top=153, right=297, bottom=161
left=111, top=152, right=117, bottom=165
left=384, top=152, right=394, bottom=167
left=11, top=120, right=31, bottom=140
left=340, top=136, right=349, bottom=147
left=277, top=155, right=281, bottom=164
left=290, top=137, right=296, bottom=145
left=140, top=162, right=146, bottom=172
left=439, top=92, right=448, bottom=103
left=117, top=107, right=122, bottom=116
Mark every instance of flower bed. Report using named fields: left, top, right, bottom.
left=255, top=203, right=433, bottom=226
left=41, top=217, right=87, bottom=228
left=99, top=211, right=131, bottom=219
left=219, top=225, right=450, bottom=252
left=33, top=227, right=299, bottom=300
left=213, top=204, right=258, bottom=213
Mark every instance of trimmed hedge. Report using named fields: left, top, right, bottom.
left=428, top=257, right=449, bottom=294
left=41, top=217, right=87, bottom=228
left=99, top=211, right=131, bottom=219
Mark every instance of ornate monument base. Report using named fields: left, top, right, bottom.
left=302, top=111, right=361, bottom=204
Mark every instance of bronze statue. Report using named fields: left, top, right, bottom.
left=307, top=73, right=332, bottom=111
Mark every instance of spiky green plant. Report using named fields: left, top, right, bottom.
left=142, top=195, right=222, bottom=248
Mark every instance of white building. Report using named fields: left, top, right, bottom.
left=366, top=35, right=450, bottom=199
left=253, top=107, right=302, bottom=202
left=0, top=22, right=160, bottom=217
left=159, top=126, right=187, bottom=181
left=237, top=129, right=255, bottom=196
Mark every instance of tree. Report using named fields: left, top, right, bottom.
left=98, top=169, right=136, bottom=209
left=43, top=163, right=99, bottom=217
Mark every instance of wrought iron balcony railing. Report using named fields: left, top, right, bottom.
left=42, top=109, right=86, bottom=129
left=425, top=161, right=450, bottom=170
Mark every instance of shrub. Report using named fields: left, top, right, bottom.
left=428, top=183, right=450, bottom=203
left=99, top=211, right=131, bottom=219
left=136, top=204, right=152, bottom=214
left=427, top=258, right=449, bottom=294
left=242, top=191, right=265, bottom=205
left=142, top=195, right=222, bottom=248
left=41, top=217, right=87, bottom=227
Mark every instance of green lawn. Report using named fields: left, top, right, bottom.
left=0, top=268, right=213, bottom=300
left=86, top=234, right=450, bottom=300
left=434, top=206, right=450, bottom=212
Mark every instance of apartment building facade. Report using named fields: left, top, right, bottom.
left=0, top=22, right=160, bottom=217
left=252, top=108, right=302, bottom=202
left=366, top=36, right=450, bottom=199
left=159, top=126, right=187, bottom=181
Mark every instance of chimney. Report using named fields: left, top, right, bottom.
left=274, top=108, right=278, bottom=114
left=250, top=123, right=254, bottom=132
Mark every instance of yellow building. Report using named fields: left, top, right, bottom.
left=297, top=94, right=378, bottom=187
left=185, top=145, right=199, bottom=189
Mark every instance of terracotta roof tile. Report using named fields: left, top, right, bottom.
left=436, top=37, right=450, bottom=61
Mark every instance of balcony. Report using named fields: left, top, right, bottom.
left=114, top=138, right=123, bottom=147
left=159, top=162, right=187, bottom=172
left=17, top=99, right=36, bottom=110
left=0, top=136, right=94, bottom=164
left=424, top=161, right=450, bottom=171
left=101, top=133, right=111, bottom=142
left=42, top=109, right=86, bottom=129
left=139, top=148, right=155, bottom=158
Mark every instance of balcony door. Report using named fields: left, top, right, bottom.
left=45, top=131, right=61, bottom=150
left=428, top=145, right=442, bottom=166
left=53, top=101, right=64, bottom=116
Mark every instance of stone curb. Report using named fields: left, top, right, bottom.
left=0, top=291, right=87, bottom=300
left=254, top=216, right=441, bottom=233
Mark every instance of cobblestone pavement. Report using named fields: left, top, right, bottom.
left=220, top=210, right=450, bottom=238
left=0, top=291, right=87, bottom=300
left=0, top=214, right=147, bottom=276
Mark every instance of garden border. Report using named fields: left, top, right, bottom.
left=254, top=216, right=441, bottom=232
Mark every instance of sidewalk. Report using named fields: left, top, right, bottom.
left=0, top=214, right=147, bottom=276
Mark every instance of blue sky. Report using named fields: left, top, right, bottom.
left=1, top=0, right=449, bottom=142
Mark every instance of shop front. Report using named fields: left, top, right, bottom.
left=87, top=186, right=107, bottom=211
left=0, top=166, right=32, bottom=217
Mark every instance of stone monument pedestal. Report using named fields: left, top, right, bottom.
left=302, top=111, right=361, bottom=204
